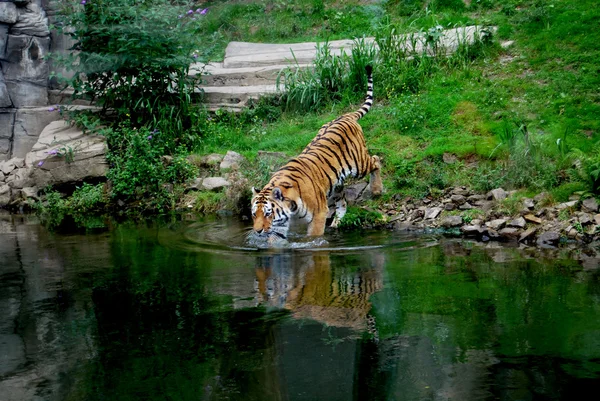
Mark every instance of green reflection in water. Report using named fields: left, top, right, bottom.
left=1, top=217, right=599, bottom=401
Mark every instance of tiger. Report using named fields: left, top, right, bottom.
left=251, top=65, right=382, bottom=242
left=254, top=252, right=384, bottom=336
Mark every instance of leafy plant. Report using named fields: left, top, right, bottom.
left=338, top=206, right=384, bottom=230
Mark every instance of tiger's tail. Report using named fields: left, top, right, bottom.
left=353, top=64, right=374, bottom=120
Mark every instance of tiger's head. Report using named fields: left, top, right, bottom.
left=251, top=186, right=296, bottom=241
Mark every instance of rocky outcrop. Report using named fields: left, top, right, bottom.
left=0, top=0, right=54, bottom=161
left=0, top=119, right=107, bottom=207
left=380, top=186, right=600, bottom=248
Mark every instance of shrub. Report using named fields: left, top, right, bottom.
left=338, top=206, right=384, bottom=231
left=106, top=125, right=197, bottom=211
left=54, top=0, right=210, bottom=149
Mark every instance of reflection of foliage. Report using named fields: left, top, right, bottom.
left=371, top=244, right=600, bottom=368
left=85, top=226, right=286, bottom=401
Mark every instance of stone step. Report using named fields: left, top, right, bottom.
left=192, top=63, right=310, bottom=87
left=221, top=26, right=493, bottom=68
left=199, top=85, right=280, bottom=109
left=223, top=39, right=361, bottom=68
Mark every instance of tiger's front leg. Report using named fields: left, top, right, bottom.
left=307, top=208, right=328, bottom=236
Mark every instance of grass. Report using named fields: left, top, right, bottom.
left=187, top=0, right=600, bottom=207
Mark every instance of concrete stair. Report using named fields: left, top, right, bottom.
left=50, top=26, right=496, bottom=112
left=196, top=25, right=494, bottom=111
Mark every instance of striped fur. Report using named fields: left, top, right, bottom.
left=251, top=65, right=382, bottom=241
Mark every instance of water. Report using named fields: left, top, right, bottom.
left=1, top=213, right=599, bottom=401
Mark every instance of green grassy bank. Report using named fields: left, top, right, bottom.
left=42, top=0, right=600, bottom=227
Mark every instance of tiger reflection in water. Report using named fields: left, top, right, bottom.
left=254, top=252, right=384, bottom=335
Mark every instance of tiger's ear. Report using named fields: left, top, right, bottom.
left=252, top=187, right=260, bottom=196
left=271, top=187, right=284, bottom=201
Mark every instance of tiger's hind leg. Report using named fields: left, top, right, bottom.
left=326, top=185, right=347, bottom=228
left=368, top=155, right=383, bottom=196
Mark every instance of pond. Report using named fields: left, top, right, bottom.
left=1, top=213, right=599, bottom=401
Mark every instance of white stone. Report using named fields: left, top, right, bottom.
left=219, top=150, right=245, bottom=171
left=202, top=177, right=230, bottom=191
left=424, top=207, right=442, bottom=220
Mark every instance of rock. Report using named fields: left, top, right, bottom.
left=0, top=158, right=22, bottom=175
left=345, top=182, right=368, bottom=204
left=8, top=167, right=33, bottom=189
left=556, top=200, right=578, bottom=210
left=0, top=184, right=10, bottom=206
left=202, top=177, right=230, bottom=191
left=467, top=194, right=485, bottom=202
left=220, top=150, right=245, bottom=171
left=444, top=202, right=455, bottom=211
left=488, top=188, right=507, bottom=201
left=523, top=198, right=535, bottom=209
left=186, top=177, right=203, bottom=191
left=3, top=35, right=50, bottom=107
left=459, top=202, right=473, bottom=210
left=524, top=214, right=542, bottom=224
left=11, top=4, right=49, bottom=37
left=20, top=186, right=38, bottom=200
left=486, top=218, right=507, bottom=230
left=519, top=227, right=537, bottom=242
left=0, top=3, right=18, bottom=24
left=451, top=187, right=470, bottom=196
left=461, top=224, right=482, bottom=236
left=499, top=227, right=519, bottom=239
left=582, top=198, right=599, bottom=213
left=200, top=153, right=225, bottom=167
left=534, top=192, right=548, bottom=202
left=450, top=194, right=466, bottom=205
left=424, top=207, right=442, bottom=220
left=442, top=153, right=457, bottom=164
left=441, top=215, right=462, bottom=228
left=595, top=214, right=600, bottom=225
left=25, top=120, right=107, bottom=188
left=508, top=217, right=526, bottom=229
left=579, top=213, right=592, bottom=225
left=536, top=231, right=561, bottom=247
left=472, top=200, right=494, bottom=211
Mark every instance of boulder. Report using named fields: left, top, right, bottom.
left=519, top=227, right=537, bottom=242
left=458, top=202, right=473, bottom=210
left=488, top=188, right=507, bottom=201
left=202, top=177, right=230, bottom=191
left=346, top=182, right=368, bottom=204
left=0, top=70, right=12, bottom=108
left=582, top=198, right=599, bottom=213
left=461, top=224, right=482, bottom=236
left=220, top=150, right=245, bottom=171
left=424, top=207, right=442, bottom=220
left=486, top=218, right=507, bottom=230
left=523, top=198, right=535, bottom=209
left=7, top=166, right=33, bottom=189
left=0, top=158, right=23, bottom=175
left=536, top=231, right=561, bottom=247
left=556, top=200, right=578, bottom=210
left=508, top=217, right=526, bottom=229
left=25, top=120, right=107, bottom=188
left=498, top=227, right=519, bottom=239
left=441, top=215, right=462, bottom=228
left=450, top=194, right=466, bottom=205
